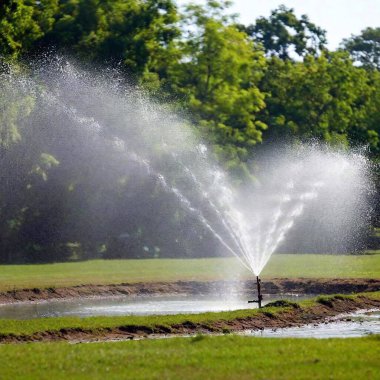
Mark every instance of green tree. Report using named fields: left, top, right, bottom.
left=259, top=52, right=377, bottom=149
left=168, top=1, right=267, bottom=178
left=242, top=5, right=327, bottom=60
left=0, top=0, right=58, bottom=58
left=342, top=27, right=380, bottom=70
left=39, top=0, right=179, bottom=83
left=0, top=72, right=34, bottom=148
left=348, top=69, right=380, bottom=153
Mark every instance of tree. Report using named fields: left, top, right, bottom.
left=242, top=5, right=327, bottom=60
left=258, top=52, right=377, bottom=150
left=0, top=70, right=35, bottom=148
left=0, top=0, right=58, bottom=58
left=168, top=0, right=267, bottom=179
left=38, top=0, right=180, bottom=82
left=342, top=27, right=380, bottom=70
left=348, top=68, right=380, bottom=153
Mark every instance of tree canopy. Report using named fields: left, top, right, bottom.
left=342, top=27, right=380, bottom=70
left=241, top=5, right=327, bottom=60
left=167, top=2, right=267, bottom=178
left=0, top=0, right=380, bottom=263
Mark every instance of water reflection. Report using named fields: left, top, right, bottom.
left=0, top=294, right=309, bottom=320
left=243, top=310, right=380, bottom=338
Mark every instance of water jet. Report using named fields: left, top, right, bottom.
left=0, top=59, right=373, bottom=289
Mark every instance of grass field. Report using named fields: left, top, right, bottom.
left=0, top=254, right=379, bottom=291
left=0, top=335, right=379, bottom=380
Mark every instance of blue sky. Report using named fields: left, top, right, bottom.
left=177, top=0, right=380, bottom=49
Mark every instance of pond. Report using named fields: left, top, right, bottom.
left=0, top=293, right=310, bottom=320
left=242, top=309, right=380, bottom=338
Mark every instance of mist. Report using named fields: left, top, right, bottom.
left=0, top=58, right=373, bottom=274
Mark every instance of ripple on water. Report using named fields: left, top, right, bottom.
left=0, top=294, right=311, bottom=320
left=242, top=309, right=380, bottom=338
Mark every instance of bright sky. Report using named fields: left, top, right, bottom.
left=177, top=0, right=380, bottom=49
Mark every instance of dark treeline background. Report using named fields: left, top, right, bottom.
left=1, top=0, right=380, bottom=263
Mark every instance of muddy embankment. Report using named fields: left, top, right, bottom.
left=1, top=294, right=379, bottom=343
left=0, top=278, right=379, bottom=304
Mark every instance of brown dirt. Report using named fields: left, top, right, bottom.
left=1, top=294, right=379, bottom=344
left=0, top=278, right=379, bottom=304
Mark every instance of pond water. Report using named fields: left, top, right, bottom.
left=242, top=309, right=380, bottom=338
left=0, top=294, right=309, bottom=320
left=1, top=296, right=378, bottom=339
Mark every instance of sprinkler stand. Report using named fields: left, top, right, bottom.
left=248, top=276, right=263, bottom=308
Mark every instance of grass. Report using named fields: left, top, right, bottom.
left=0, top=292, right=378, bottom=337
left=0, top=304, right=282, bottom=336
left=0, top=335, right=379, bottom=379
left=0, top=293, right=376, bottom=380
left=0, top=254, right=379, bottom=292
left=0, top=256, right=378, bottom=380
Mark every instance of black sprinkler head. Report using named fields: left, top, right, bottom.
left=248, top=275, right=263, bottom=308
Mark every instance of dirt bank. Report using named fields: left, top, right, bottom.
left=1, top=294, right=379, bottom=343
left=0, top=278, right=379, bottom=304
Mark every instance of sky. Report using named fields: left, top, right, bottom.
left=177, top=0, right=380, bottom=49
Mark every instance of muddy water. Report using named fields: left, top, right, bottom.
left=0, top=293, right=311, bottom=320
left=242, top=309, right=380, bottom=338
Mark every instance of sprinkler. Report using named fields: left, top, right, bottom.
left=248, top=276, right=263, bottom=308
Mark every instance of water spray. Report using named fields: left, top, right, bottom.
left=2, top=60, right=371, bottom=295
left=248, top=276, right=263, bottom=308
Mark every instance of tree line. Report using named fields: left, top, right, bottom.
left=1, top=0, right=380, bottom=262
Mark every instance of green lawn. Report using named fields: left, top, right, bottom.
left=0, top=254, right=379, bottom=292
left=0, top=335, right=379, bottom=380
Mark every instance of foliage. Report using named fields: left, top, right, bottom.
left=1, top=2, right=380, bottom=262
left=0, top=74, right=35, bottom=148
left=259, top=52, right=379, bottom=150
left=167, top=1, right=267, bottom=177
left=241, top=5, right=327, bottom=60
left=38, top=0, right=180, bottom=81
left=0, top=0, right=58, bottom=58
left=342, top=27, right=380, bottom=70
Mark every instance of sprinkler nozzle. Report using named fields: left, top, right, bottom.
left=248, top=276, right=263, bottom=308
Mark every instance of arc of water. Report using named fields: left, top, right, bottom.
left=259, top=184, right=293, bottom=256
left=42, top=89, right=251, bottom=272
left=227, top=210, right=253, bottom=268
left=257, top=181, right=323, bottom=273
left=128, top=154, right=251, bottom=271
left=41, top=83, right=330, bottom=277
left=170, top=153, right=252, bottom=265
